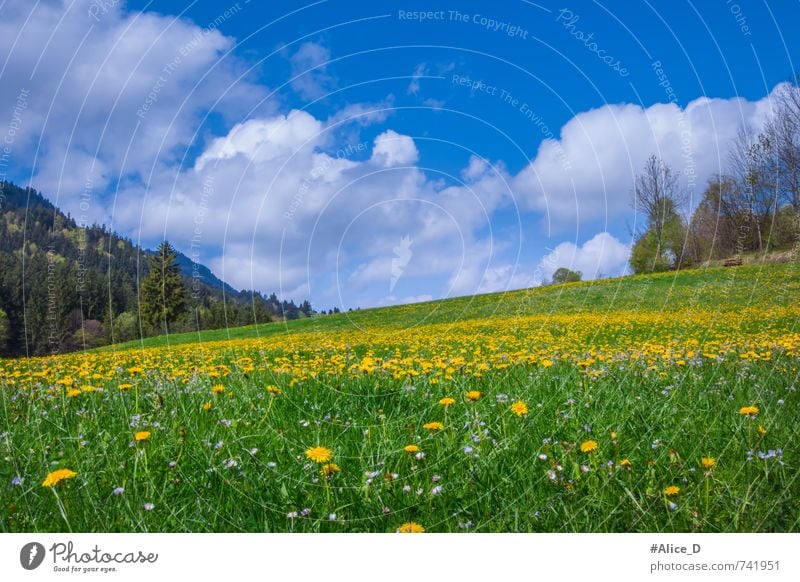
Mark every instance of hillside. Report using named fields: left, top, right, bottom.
left=0, top=181, right=310, bottom=356
left=99, top=261, right=800, bottom=353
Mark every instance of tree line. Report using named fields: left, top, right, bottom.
left=0, top=181, right=314, bottom=356
left=631, top=81, right=800, bottom=273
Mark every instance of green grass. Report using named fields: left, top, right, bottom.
left=101, top=262, right=800, bottom=352
left=2, top=263, right=799, bottom=532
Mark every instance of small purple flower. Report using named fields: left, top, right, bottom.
left=300, top=508, right=311, bottom=517
left=287, top=511, right=298, bottom=519
left=432, top=474, right=441, bottom=482
left=143, top=503, right=155, bottom=511
left=11, top=475, right=23, bottom=486
left=112, top=487, right=125, bottom=496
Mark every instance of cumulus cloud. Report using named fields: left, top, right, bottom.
left=288, top=41, right=334, bottom=100
left=370, top=130, right=420, bottom=167
left=513, top=89, right=779, bottom=232
left=538, top=232, right=631, bottom=282
left=0, top=0, right=267, bottom=222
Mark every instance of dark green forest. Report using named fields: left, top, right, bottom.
left=0, top=181, right=313, bottom=356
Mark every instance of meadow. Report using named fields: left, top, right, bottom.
left=1, top=263, right=798, bottom=532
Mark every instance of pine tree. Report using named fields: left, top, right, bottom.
left=140, top=241, right=187, bottom=334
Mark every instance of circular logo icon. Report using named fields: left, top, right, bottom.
left=20, top=542, right=46, bottom=570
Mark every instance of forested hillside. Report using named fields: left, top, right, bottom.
left=0, top=181, right=312, bottom=356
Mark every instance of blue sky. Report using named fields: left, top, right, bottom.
left=2, top=0, right=799, bottom=310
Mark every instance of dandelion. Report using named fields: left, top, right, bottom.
left=758, top=425, right=767, bottom=436
left=118, top=383, right=133, bottom=391
left=305, top=446, right=333, bottom=463
left=212, top=384, right=225, bottom=394
left=423, top=421, right=444, bottom=431
left=619, top=458, right=632, bottom=469
left=266, top=385, right=282, bottom=395
left=510, top=400, right=528, bottom=416
left=404, top=444, right=420, bottom=453
left=580, top=440, right=598, bottom=453
left=321, top=463, right=340, bottom=476
left=739, top=405, right=759, bottom=417
left=466, top=390, right=482, bottom=401
left=664, top=485, right=680, bottom=496
left=42, top=468, right=77, bottom=487
left=202, top=402, right=212, bottom=412
left=67, top=389, right=81, bottom=398
left=397, top=522, right=425, bottom=533
left=134, top=431, right=151, bottom=442
left=439, top=397, right=455, bottom=406
left=700, top=457, right=716, bottom=470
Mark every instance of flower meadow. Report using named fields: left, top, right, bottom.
left=1, top=264, right=798, bottom=532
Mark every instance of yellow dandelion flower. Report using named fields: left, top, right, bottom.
left=42, top=468, right=77, bottom=487
left=439, top=397, right=455, bottom=406
left=212, top=384, right=225, bottom=394
left=465, top=390, right=482, bottom=401
left=266, top=385, right=282, bottom=395
left=423, top=421, right=444, bottom=431
left=202, top=401, right=212, bottom=412
left=510, top=400, right=528, bottom=416
left=757, top=425, right=767, bottom=436
left=67, top=389, right=81, bottom=398
left=321, top=463, right=340, bottom=476
left=739, top=405, right=759, bottom=417
left=80, top=385, right=97, bottom=393
left=619, top=458, right=632, bottom=469
left=580, top=440, right=598, bottom=453
left=305, top=446, right=333, bottom=463
left=700, top=457, right=716, bottom=470
left=397, top=522, right=425, bottom=533
left=404, top=444, right=419, bottom=453
left=664, top=485, right=680, bottom=496
left=134, top=431, right=151, bottom=442
left=118, top=383, right=133, bottom=391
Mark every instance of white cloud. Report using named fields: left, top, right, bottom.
left=512, top=89, right=779, bottom=232
left=538, top=232, right=631, bottom=282
left=196, top=111, right=323, bottom=170
left=289, top=41, right=334, bottom=100
left=370, top=130, right=420, bottom=167
left=0, top=0, right=267, bottom=222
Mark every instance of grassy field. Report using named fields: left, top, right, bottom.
left=1, top=263, right=799, bottom=532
